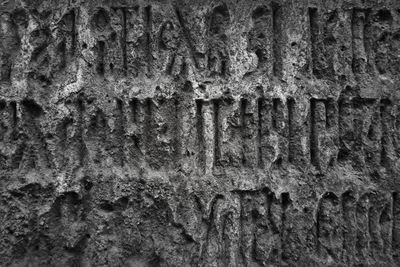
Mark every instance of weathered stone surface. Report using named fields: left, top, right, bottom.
left=0, top=0, right=400, bottom=266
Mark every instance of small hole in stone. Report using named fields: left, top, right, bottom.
left=376, top=9, right=392, bottom=22
left=0, top=100, right=6, bottom=110
left=99, top=201, right=114, bottom=212
left=21, top=99, right=43, bottom=117
left=82, top=177, right=93, bottom=191
left=110, top=32, right=117, bottom=41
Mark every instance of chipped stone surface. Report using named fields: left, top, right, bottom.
left=1, top=0, right=400, bottom=266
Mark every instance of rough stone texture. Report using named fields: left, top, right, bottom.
left=0, top=0, right=400, bottom=266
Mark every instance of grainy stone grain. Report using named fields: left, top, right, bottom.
left=0, top=0, right=400, bottom=266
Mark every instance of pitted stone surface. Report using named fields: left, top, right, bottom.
left=1, top=0, right=400, bottom=266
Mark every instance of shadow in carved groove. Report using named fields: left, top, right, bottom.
left=317, top=192, right=342, bottom=262
left=207, top=4, right=230, bottom=77
left=200, top=190, right=291, bottom=265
